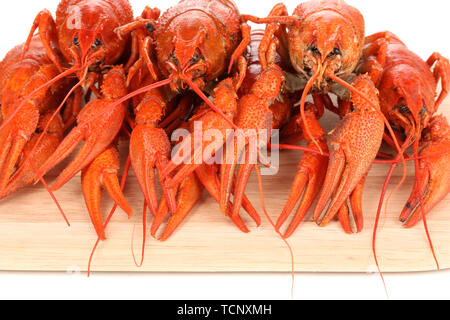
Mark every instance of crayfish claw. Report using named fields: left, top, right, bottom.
left=400, top=168, right=430, bottom=226
left=81, top=146, right=132, bottom=240
left=157, top=173, right=204, bottom=242
left=196, top=164, right=257, bottom=231
left=0, top=134, right=28, bottom=191
left=130, top=125, right=176, bottom=217
left=347, top=177, right=366, bottom=233
left=163, top=78, right=239, bottom=189
left=0, top=100, right=40, bottom=191
left=277, top=107, right=329, bottom=238
left=336, top=177, right=366, bottom=234
left=219, top=160, right=237, bottom=216
left=231, top=161, right=254, bottom=218
left=314, top=75, right=384, bottom=228
left=401, top=116, right=450, bottom=228
left=337, top=204, right=353, bottom=235
left=279, top=165, right=326, bottom=238
left=314, top=146, right=346, bottom=225
left=0, top=113, right=63, bottom=199
left=38, top=67, right=128, bottom=190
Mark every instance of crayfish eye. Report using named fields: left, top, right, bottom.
left=191, top=54, right=200, bottom=64
left=329, top=47, right=341, bottom=57
left=310, top=45, right=321, bottom=56
left=171, top=55, right=180, bottom=67
left=92, top=39, right=102, bottom=49
left=146, top=23, right=155, bottom=32
left=72, top=37, right=80, bottom=46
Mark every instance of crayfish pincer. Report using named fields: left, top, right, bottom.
left=0, top=37, right=73, bottom=196
left=400, top=116, right=450, bottom=228
left=314, top=75, right=384, bottom=229
left=37, top=66, right=132, bottom=239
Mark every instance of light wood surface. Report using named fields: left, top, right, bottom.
left=0, top=100, right=448, bottom=274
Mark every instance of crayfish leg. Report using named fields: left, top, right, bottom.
left=427, top=52, right=450, bottom=109
left=22, top=9, right=63, bottom=71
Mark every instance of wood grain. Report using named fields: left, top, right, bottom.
left=0, top=100, right=448, bottom=274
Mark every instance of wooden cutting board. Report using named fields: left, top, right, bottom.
left=0, top=101, right=449, bottom=274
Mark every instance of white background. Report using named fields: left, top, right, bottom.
left=0, top=0, right=449, bottom=300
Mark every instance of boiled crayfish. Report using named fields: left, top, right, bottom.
left=242, top=0, right=387, bottom=235
left=113, top=0, right=258, bottom=235
left=0, top=0, right=447, bottom=261
left=0, top=37, right=73, bottom=202
left=242, top=0, right=450, bottom=237
left=357, top=31, right=450, bottom=228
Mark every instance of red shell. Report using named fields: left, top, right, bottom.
left=154, top=0, right=242, bottom=81
left=373, top=34, right=437, bottom=129
left=288, top=0, right=365, bottom=90
left=55, top=0, right=133, bottom=65
left=0, top=37, right=73, bottom=137
left=0, top=37, right=72, bottom=116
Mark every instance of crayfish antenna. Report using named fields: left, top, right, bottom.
left=24, top=149, right=71, bottom=226
left=328, top=73, right=408, bottom=186
left=298, top=66, right=324, bottom=154
left=232, top=156, right=254, bottom=218
left=255, top=166, right=295, bottom=299
left=372, top=132, right=417, bottom=298
left=373, top=159, right=400, bottom=298
left=131, top=202, right=148, bottom=268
